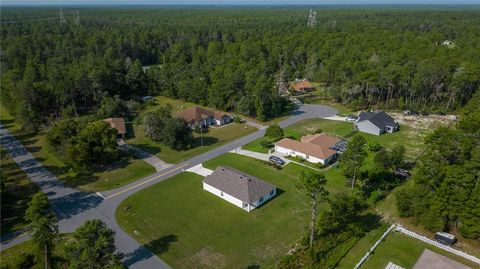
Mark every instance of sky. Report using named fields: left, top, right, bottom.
left=3, top=0, right=480, bottom=6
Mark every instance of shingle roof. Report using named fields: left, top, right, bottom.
left=290, top=81, right=314, bottom=92
left=203, top=166, right=276, bottom=204
left=103, top=118, right=126, bottom=135
left=412, top=249, right=471, bottom=269
left=275, top=134, right=341, bottom=160
left=358, top=111, right=398, bottom=130
left=176, top=106, right=228, bottom=124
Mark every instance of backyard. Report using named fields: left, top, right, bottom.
left=359, top=232, right=479, bottom=269
left=116, top=153, right=327, bottom=268
left=126, top=123, right=257, bottom=164
left=0, top=105, right=156, bottom=192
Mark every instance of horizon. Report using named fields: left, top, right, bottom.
left=3, top=0, right=480, bottom=7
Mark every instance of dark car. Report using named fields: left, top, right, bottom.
left=345, top=115, right=358, bottom=122
left=269, top=156, right=286, bottom=166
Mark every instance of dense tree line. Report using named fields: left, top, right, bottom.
left=2, top=8, right=480, bottom=128
left=396, top=90, right=480, bottom=239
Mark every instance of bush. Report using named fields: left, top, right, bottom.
left=265, top=124, right=284, bottom=140
left=368, top=141, right=382, bottom=152
left=260, top=140, right=274, bottom=149
left=314, top=128, right=323, bottom=134
left=233, top=115, right=243, bottom=123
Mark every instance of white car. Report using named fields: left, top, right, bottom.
left=345, top=115, right=358, bottom=122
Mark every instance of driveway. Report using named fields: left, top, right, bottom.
left=0, top=103, right=337, bottom=268
left=118, top=140, right=173, bottom=172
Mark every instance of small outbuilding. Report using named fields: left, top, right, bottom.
left=202, top=166, right=276, bottom=212
left=434, top=232, right=457, bottom=246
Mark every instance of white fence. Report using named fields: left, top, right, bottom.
left=353, top=224, right=396, bottom=269
left=395, top=225, right=480, bottom=265
left=353, top=224, right=480, bottom=269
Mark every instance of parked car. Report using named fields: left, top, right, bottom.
left=268, top=156, right=286, bottom=166
left=345, top=115, right=358, bottom=122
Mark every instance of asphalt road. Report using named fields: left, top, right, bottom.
left=0, top=103, right=337, bottom=268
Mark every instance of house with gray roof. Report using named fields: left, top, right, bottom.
left=354, top=111, right=399, bottom=135
left=202, top=166, right=276, bottom=212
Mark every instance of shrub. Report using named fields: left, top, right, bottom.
left=260, top=140, right=274, bottom=149
left=368, top=141, right=382, bottom=152
left=314, top=128, right=323, bottom=134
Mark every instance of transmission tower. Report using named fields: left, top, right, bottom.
left=59, top=8, right=66, bottom=24
left=307, top=9, right=317, bottom=27
left=74, top=10, right=80, bottom=25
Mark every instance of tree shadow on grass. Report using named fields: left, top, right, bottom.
left=145, top=234, right=178, bottom=255
left=192, top=136, right=218, bottom=147
left=123, top=234, right=178, bottom=267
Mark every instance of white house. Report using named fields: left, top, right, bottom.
left=274, top=134, right=347, bottom=165
left=202, top=166, right=276, bottom=212
left=354, top=111, right=399, bottom=135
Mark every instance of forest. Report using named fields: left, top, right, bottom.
left=1, top=7, right=480, bottom=129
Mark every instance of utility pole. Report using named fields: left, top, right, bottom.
left=74, top=10, right=80, bottom=26
left=59, top=8, right=66, bottom=24
left=307, top=9, right=317, bottom=27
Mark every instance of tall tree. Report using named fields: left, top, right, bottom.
left=297, top=171, right=329, bottom=248
left=25, top=193, right=58, bottom=269
left=341, top=135, right=367, bottom=189
left=66, top=219, right=123, bottom=269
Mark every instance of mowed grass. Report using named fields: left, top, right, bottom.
left=0, top=147, right=39, bottom=235
left=0, top=235, right=71, bottom=269
left=117, top=154, right=321, bottom=268
left=361, top=232, right=480, bottom=269
left=0, top=105, right=156, bottom=192
left=127, top=123, right=257, bottom=164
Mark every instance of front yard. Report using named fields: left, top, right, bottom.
left=116, top=154, right=324, bottom=268
left=126, top=123, right=257, bottom=164
left=0, top=105, right=156, bottom=192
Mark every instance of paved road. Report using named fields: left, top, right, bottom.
left=0, top=104, right=337, bottom=268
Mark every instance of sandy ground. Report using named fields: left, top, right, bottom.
left=390, top=113, right=456, bottom=130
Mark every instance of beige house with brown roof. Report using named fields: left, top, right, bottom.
left=289, top=80, right=315, bottom=95
left=103, top=118, right=126, bottom=138
left=274, top=134, right=347, bottom=165
left=176, top=106, right=231, bottom=127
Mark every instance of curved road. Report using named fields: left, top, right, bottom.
left=0, top=103, right=337, bottom=268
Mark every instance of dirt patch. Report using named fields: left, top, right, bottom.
left=390, top=113, right=456, bottom=130
left=187, top=247, right=227, bottom=268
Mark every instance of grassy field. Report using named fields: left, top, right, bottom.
left=0, top=235, right=71, bottom=269
left=0, top=147, right=39, bottom=236
left=127, top=123, right=257, bottom=164
left=0, top=105, right=156, bottom=192
left=360, top=232, right=480, bottom=269
left=117, top=154, right=328, bottom=268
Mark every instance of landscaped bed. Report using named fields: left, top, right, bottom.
left=126, top=123, right=257, bottom=164
left=116, top=153, right=324, bottom=268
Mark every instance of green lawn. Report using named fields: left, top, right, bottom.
left=361, top=232, right=480, bottom=269
left=117, top=154, right=326, bottom=268
left=0, top=105, right=156, bottom=192
left=0, top=235, right=71, bottom=269
left=0, top=147, right=40, bottom=236
left=126, top=123, right=257, bottom=164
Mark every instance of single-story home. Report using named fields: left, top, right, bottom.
left=289, top=80, right=315, bottom=95
left=354, top=111, right=399, bottom=135
left=176, top=106, right=231, bottom=128
left=103, top=118, right=126, bottom=138
left=274, top=134, right=347, bottom=165
left=202, top=166, right=276, bottom=212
